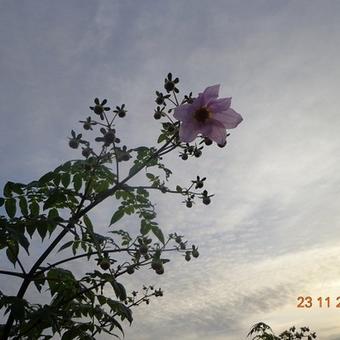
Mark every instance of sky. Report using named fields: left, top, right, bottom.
left=1, top=0, right=340, bottom=339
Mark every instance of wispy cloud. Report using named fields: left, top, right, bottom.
left=1, top=1, right=340, bottom=339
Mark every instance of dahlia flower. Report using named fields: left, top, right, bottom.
left=174, top=85, right=243, bottom=144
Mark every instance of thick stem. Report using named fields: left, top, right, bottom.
left=1, top=227, right=69, bottom=339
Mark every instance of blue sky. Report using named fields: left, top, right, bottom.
left=1, top=1, right=340, bottom=339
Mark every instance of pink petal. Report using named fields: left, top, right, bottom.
left=174, top=103, right=192, bottom=122
left=203, top=84, right=220, bottom=105
left=212, top=108, right=243, bottom=129
left=179, top=120, right=200, bottom=143
left=192, top=93, right=204, bottom=109
left=205, top=120, right=227, bottom=145
left=198, top=121, right=213, bottom=135
left=208, top=97, right=231, bottom=112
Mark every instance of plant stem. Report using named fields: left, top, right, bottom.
left=0, top=270, right=25, bottom=278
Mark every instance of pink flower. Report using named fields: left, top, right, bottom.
left=174, top=85, right=243, bottom=145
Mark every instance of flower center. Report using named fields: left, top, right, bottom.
left=194, top=107, right=211, bottom=123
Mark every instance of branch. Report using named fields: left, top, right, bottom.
left=0, top=270, right=25, bottom=278
left=34, top=248, right=131, bottom=276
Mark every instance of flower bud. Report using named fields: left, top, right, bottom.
left=181, top=153, right=188, bottom=160
left=99, top=258, right=110, bottom=271
left=175, top=236, right=182, bottom=243
left=82, top=148, right=91, bottom=158
left=83, top=122, right=91, bottom=130
left=196, top=181, right=203, bottom=189
left=202, top=196, right=211, bottom=205
left=186, top=200, right=192, bottom=208
left=164, top=81, right=175, bottom=92
left=94, top=105, right=104, bottom=115
left=151, top=260, right=163, bottom=272
left=127, top=266, right=135, bottom=274
left=156, top=267, right=164, bottom=275
left=192, top=249, right=199, bottom=258
left=104, top=130, right=115, bottom=144
left=194, top=149, right=202, bottom=158
left=69, top=139, right=79, bottom=149
left=139, top=244, right=148, bottom=255
left=154, top=112, right=162, bottom=120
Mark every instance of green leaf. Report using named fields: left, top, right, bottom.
left=5, top=198, right=16, bottom=218
left=47, top=208, right=60, bottom=236
left=136, top=187, right=149, bottom=197
left=97, top=180, right=110, bottom=192
left=152, top=226, right=165, bottom=244
left=128, top=163, right=140, bottom=177
left=80, top=241, right=87, bottom=252
left=33, top=273, right=46, bottom=292
left=30, top=200, right=40, bottom=217
left=97, top=295, right=107, bottom=305
left=110, top=209, right=124, bottom=226
left=48, top=208, right=60, bottom=221
left=11, top=183, right=24, bottom=195
left=52, top=173, right=61, bottom=186
left=176, top=185, right=182, bottom=193
left=124, top=205, right=135, bottom=215
left=146, top=173, right=155, bottom=180
left=47, top=268, right=75, bottom=296
left=61, top=161, right=72, bottom=171
left=37, top=221, right=47, bottom=241
left=43, top=191, right=66, bottom=210
left=16, top=233, right=29, bottom=254
left=73, top=174, right=82, bottom=191
left=19, top=197, right=28, bottom=216
left=3, top=182, right=13, bottom=197
left=61, top=173, right=71, bottom=188
left=72, top=241, right=79, bottom=255
left=38, top=171, right=55, bottom=185
left=7, top=226, right=30, bottom=254
left=61, top=329, right=81, bottom=340
left=112, top=281, right=127, bottom=301
left=107, top=299, right=132, bottom=324
left=58, top=241, right=73, bottom=252
left=6, top=241, right=18, bottom=265
left=10, top=298, right=25, bottom=320
left=83, top=215, right=94, bottom=232
left=26, top=221, right=36, bottom=238
left=157, top=133, right=166, bottom=144
left=140, top=220, right=151, bottom=235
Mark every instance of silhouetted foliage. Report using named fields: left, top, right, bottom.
left=0, top=74, right=243, bottom=339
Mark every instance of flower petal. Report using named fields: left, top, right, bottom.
left=179, top=120, right=200, bottom=143
left=203, top=84, right=220, bottom=105
left=212, top=108, right=243, bottom=129
left=174, top=103, right=192, bottom=122
left=206, top=120, right=227, bottom=145
left=208, top=97, right=231, bottom=113
left=192, top=93, right=204, bottom=109
left=197, top=121, right=213, bottom=136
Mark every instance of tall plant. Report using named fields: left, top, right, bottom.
left=0, top=74, right=242, bottom=339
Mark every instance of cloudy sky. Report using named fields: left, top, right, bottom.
left=1, top=0, right=340, bottom=339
